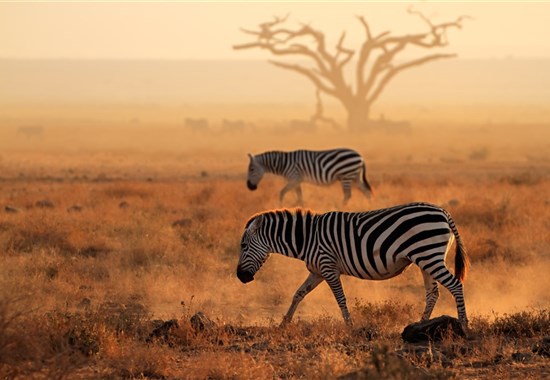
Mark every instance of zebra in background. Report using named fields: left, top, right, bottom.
left=246, top=148, right=374, bottom=205
left=237, top=202, right=470, bottom=328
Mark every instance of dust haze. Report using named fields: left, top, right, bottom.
left=1, top=57, right=548, bottom=325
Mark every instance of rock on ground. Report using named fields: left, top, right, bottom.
left=401, top=315, right=465, bottom=343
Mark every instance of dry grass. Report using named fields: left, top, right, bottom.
left=0, top=125, right=549, bottom=378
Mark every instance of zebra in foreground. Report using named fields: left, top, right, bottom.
left=237, top=202, right=470, bottom=328
left=246, top=148, right=374, bottom=205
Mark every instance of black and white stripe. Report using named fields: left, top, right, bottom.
left=237, top=202, right=469, bottom=327
left=246, top=148, right=374, bottom=204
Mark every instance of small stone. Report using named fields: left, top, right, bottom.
left=36, top=199, right=54, bottom=208
left=532, top=336, right=550, bottom=357
left=511, top=352, right=533, bottom=363
left=352, top=326, right=379, bottom=340
left=148, top=319, right=179, bottom=342
left=78, top=298, right=92, bottom=309
left=67, top=204, right=83, bottom=212
left=448, top=199, right=460, bottom=207
left=4, top=205, right=20, bottom=213
left=172, top=218, right=192, bottom=228
left=190, top=312, right=216, bottom=332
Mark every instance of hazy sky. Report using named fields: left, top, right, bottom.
left=1, top=1, right=549, bottom=60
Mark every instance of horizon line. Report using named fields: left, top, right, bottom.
left=1, top=56, right=549, bottom=61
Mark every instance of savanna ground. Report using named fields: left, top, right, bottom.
left=0, top=122, right=549, bottom=379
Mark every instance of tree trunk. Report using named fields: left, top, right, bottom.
left=346, top=101, right=371, bottom=133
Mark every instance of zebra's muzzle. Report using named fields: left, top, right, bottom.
left=247, top=181, right=257, bottom=191
left=237, top=267, right=255, bottom=283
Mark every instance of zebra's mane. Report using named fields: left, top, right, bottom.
left=254, top=151, right=285, bottom=164
left=244, top=208, right=316, bottom=230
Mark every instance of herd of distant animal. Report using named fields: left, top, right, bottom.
left=238, top=147, right=469, bottom=329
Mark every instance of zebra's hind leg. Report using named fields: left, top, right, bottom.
left=281, top=272, right=323, bottom=327
left=341, top=180, right=352, bottom=205
left=357, top=179, right=373, bottom=199
left=418, top=260, right=468, bottom=329
left=420, top=270, right=440, bottom=321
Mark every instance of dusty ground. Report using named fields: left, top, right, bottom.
left=0, top=124, right=549, bottom=378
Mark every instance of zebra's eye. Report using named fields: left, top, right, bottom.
left=240, top=242, right=247, bottom=249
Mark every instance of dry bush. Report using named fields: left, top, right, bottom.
left=183, top=351, right=275, bottom=379
left=339, top=344, right=453, bottom=380
left=351, top=299, right=418, bottom=337
left=2, top=218, right=75, bottom=255
left=100, top=183, right=153, bottom=199
left=500, top=171, right=544, bottom=186
left=451, top=198, right=521, bottom=231
left=0, top=296, right=90, bottom=378
left=488, top=309, right=550, bottom=338
left=101, top=338, right=176, bottom=379
left=0, top=297, right=28, bottom=365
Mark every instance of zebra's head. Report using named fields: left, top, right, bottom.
left=246, top=153, right=265, bottom=191
left=237, top=213, right=270, bottom=284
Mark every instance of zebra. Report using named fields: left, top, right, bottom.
left=246, top=148, right=374, bottom=205
left=236, top=202, right=470, bottom=328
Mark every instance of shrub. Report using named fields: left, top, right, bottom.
left=351, top=300, right=418, bottom=336
left=490, top=309, right=550, bottom=338
left=5, top=226, right=74, bottom=255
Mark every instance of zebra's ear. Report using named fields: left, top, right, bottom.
left=248, top=153, right=254, bottom=162
left=249, top=214, right=264, bottom=234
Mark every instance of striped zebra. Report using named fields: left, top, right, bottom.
left=246, top=148, right=374, bottom=205
left=237, top=203, right=470, bottom=328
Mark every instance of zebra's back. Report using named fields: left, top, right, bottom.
left=313, top=203, right=452, bottom=280
left=290, top=148, right=364, bottom=184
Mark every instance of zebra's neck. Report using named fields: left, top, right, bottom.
left=261, top=208, right=314, bottom=260
left=258, top=151, right=290, bottom=176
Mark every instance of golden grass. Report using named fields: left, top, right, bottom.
left=0, top=124, right=549, bottom=378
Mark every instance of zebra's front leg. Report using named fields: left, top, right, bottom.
left=323, top=270, right=352, bottom=326
left=294, top=185, right=304, bottom=206
left=281, top=272, right=324, bottom=326
left=420, top=270, right=440, bottom=321
left=280, top=181, right=303, bottom=206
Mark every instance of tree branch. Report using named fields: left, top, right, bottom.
left=367, top=53, right=456, bottom=104
left=356, top=16, right=394, bottom=93
left=233, top=39, right=332, bottom=77
left=269, top=60, right=338, bottom=97
left=403, top=7, right=469, bottom=47
left=336, top=31, right=355, bottom=68
left=311, top=89, right=341, bottom=129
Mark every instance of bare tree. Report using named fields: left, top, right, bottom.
left=234, top=9, right=468, bottom=132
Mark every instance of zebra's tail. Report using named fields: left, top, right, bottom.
left=360, top=161, right=375, bottom=197
left=446, top=211, right=470, bottom=282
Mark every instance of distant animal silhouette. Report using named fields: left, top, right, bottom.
left=17, top=125, right=43, bottom=139
left=221, top=119, right=247, bottom=133
left=184, top=118, right=209, bottom=133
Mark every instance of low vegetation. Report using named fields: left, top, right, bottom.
left=0, top=126, right=549, bottom=378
